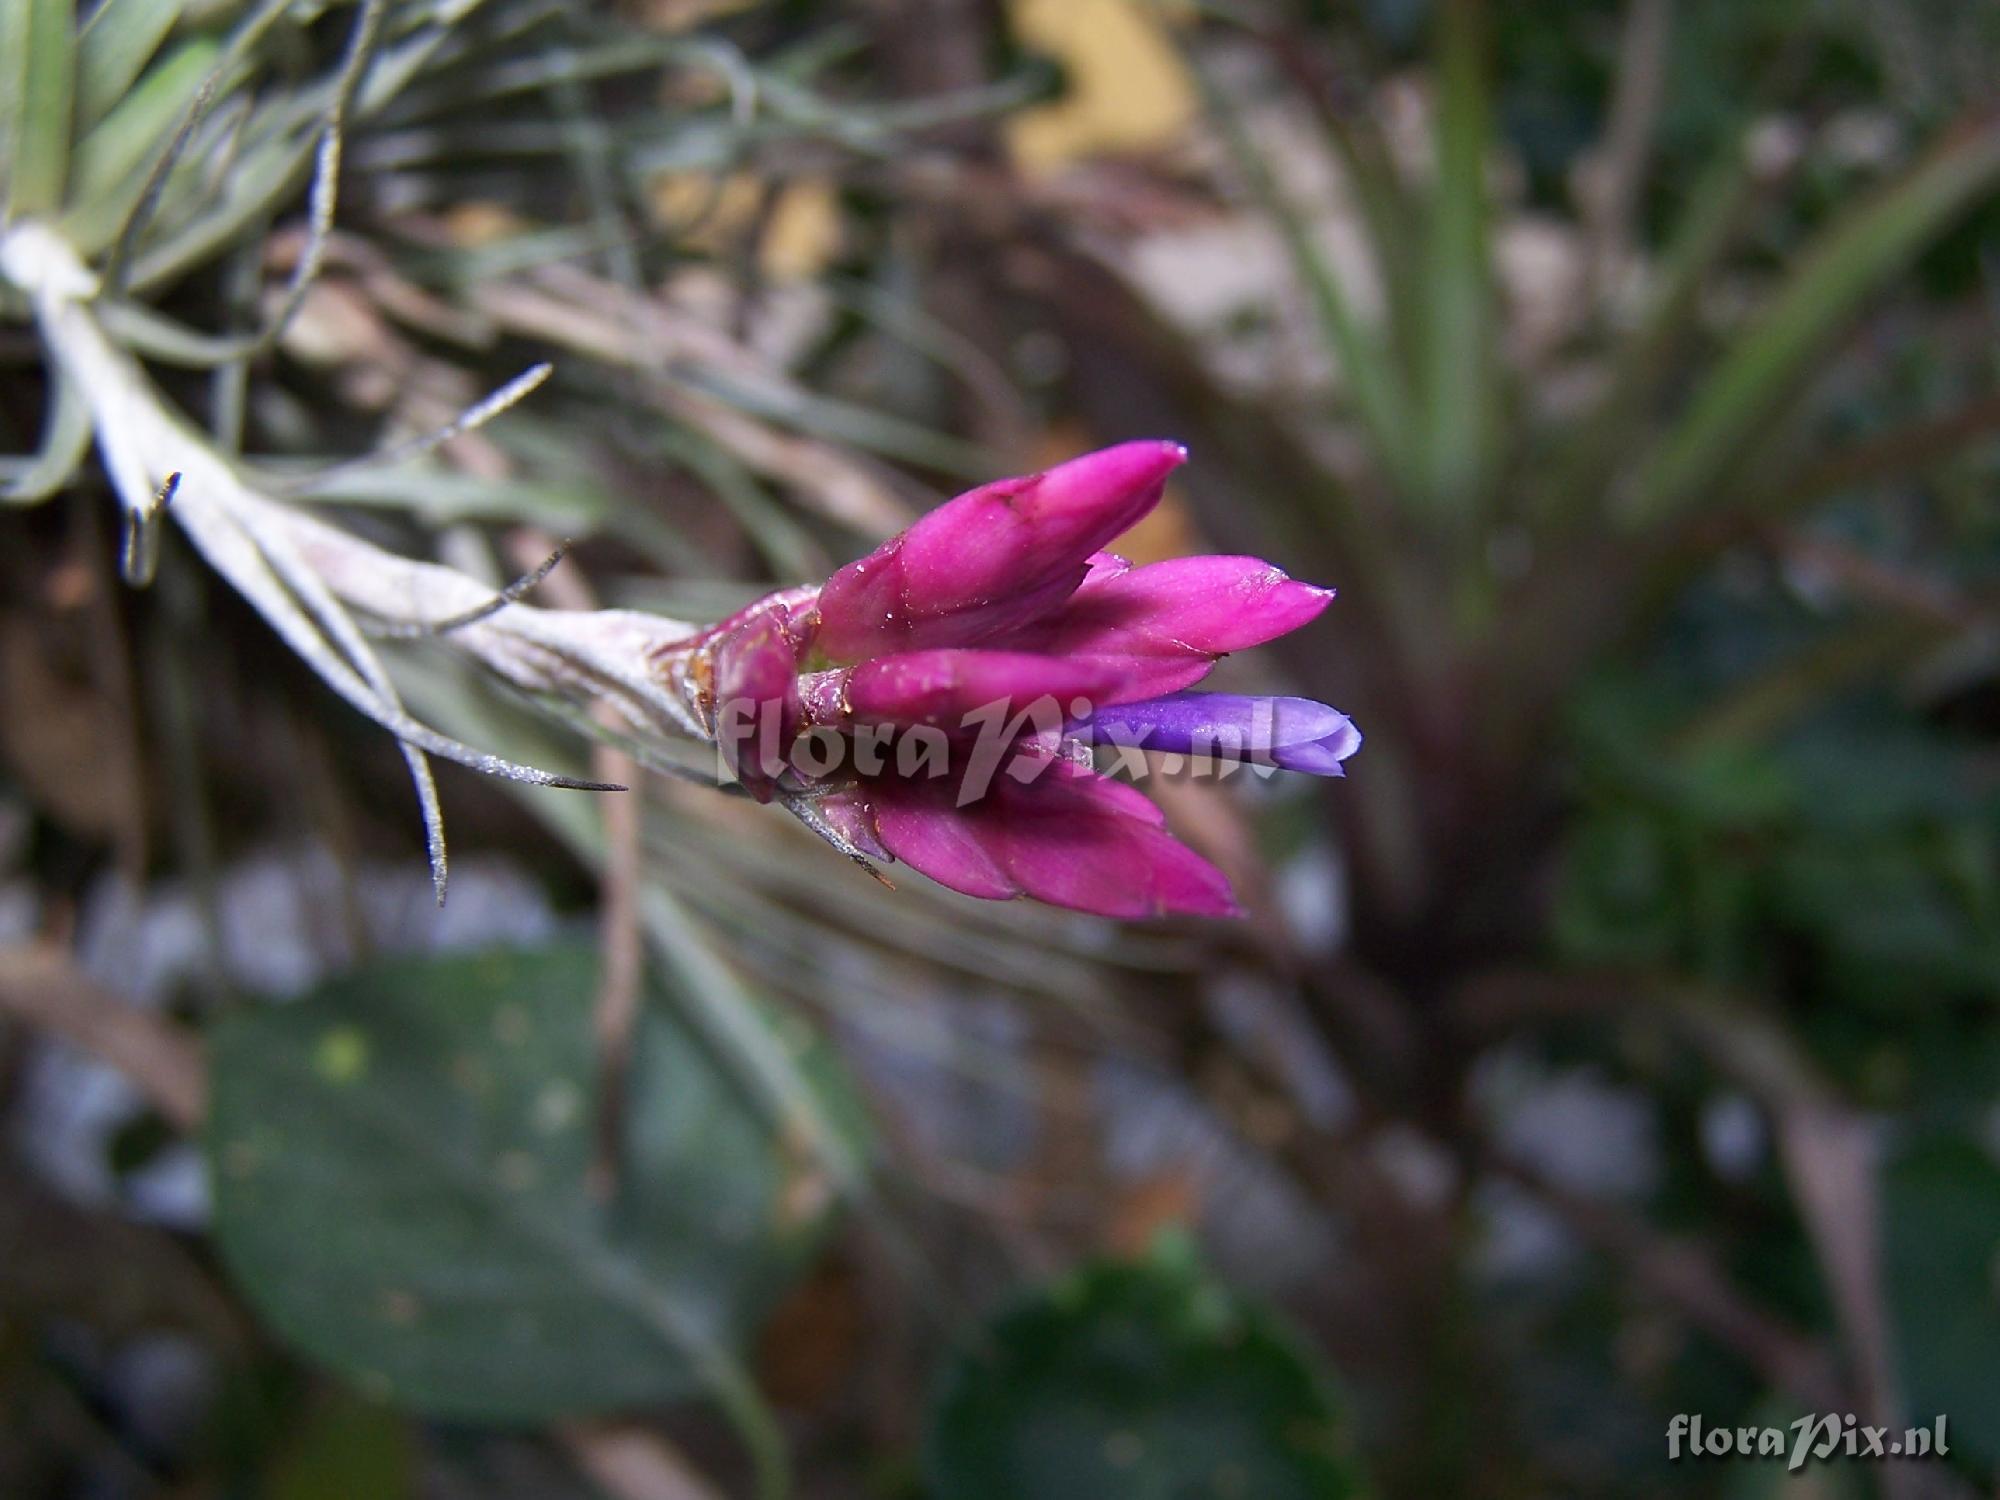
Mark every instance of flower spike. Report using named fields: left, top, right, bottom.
left=653, top=442, right=1357, bottom=919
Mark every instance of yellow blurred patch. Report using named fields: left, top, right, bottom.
left=647, top=171, right=763, bottom=244
left=645, top=174, right=842, bottom=279
left=443, top=201, right=525, bottom=247
left=1006, top=0, right=1195, bottom=174
left=761, top=180, right=842, bottom=280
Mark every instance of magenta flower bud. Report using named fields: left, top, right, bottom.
left=799, top=649, right=1133, bottom=730
left=1006, top=555, right=1336, bottom=697
left=708, top=601, right=806, bottom=802
left=864, top=758, right=1240, bottom=918
left=813, top=441, right=1186, bottom=662
left=1069, top=692, right=1361, bottom=776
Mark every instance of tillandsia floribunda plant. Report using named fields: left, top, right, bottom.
left=653, top=440, right=1359, bottom=917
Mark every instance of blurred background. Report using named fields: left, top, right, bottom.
left=2, top=0, right=1998, bottom=1495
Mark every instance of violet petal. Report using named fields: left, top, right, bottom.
left=1069, top=692, right=1361, bottom=777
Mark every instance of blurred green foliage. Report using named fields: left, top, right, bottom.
left=929, top=1237, right=1362, bottom=1500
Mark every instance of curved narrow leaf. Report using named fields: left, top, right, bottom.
left=76, top=0, right=183, bottom=129
left=72, top=38, right=218, bottom=204
left=1632, top=115, right=2000, bottom=524
left=0, top=364, right=91, bottom=504
left=1418, top=0, right=1495, bottom=513
left=1185, top=43, right=1416, bottom=499
left=7, top=0, right=76, bottom=217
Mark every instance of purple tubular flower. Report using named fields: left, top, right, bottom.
left=1069, top=692, right=1362, bottom=776
left=652, top=441, right=1357, bottom=920
left=813, top=441, right=1186, bottom=662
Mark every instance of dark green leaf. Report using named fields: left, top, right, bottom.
left=207, top=943, right=849, bottom=1429
left=1881, top=1136, right=2000, bottom=1468
left=928, top=1239, right=1364, bottom=1500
